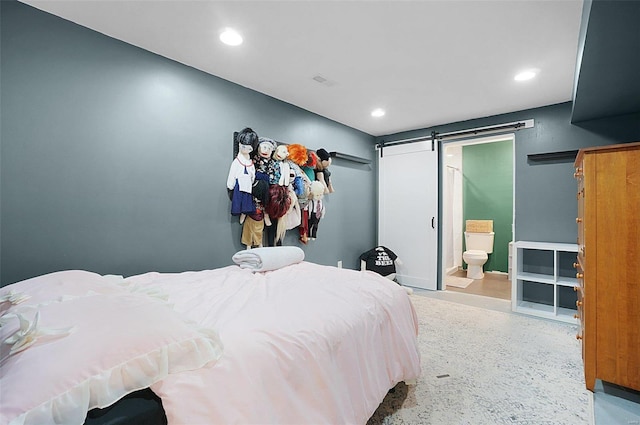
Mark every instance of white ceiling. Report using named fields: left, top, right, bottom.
left=21, top=0, right=584, bottom=137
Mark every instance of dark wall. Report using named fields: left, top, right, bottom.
left=0, top=1, right=377, bottom=285
left=377, top=103, right=640, bottom=279
left=571, top=0, right=640, bottom=122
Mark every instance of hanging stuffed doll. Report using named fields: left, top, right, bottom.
left=279, top=184, right=302, bottom=243
left=305, top=180, right=326, bottom=240
left=227, top=128, right=258, bottom=217
left=286, top=143, right=310, bottom=201
left=263, top=144, right=291, bottom=246
left=240, top=178, right=270, bottom=249
left=253, top=137, right=277, bottom=177
left=302, top=151, right=318, bottom=182
left=241, top=137, right=276, bottom=248
left=264, top=184, right=291, bottom=246
left=315, top=148, right=335, bottom=194
left=282, top=165, right=302, bottom=228
left=272, top=144, right=291, bottom=186
left=299, top=151, right=317, bottom=243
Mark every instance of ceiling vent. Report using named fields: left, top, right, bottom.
left=312, top=75, right=336, bottom=87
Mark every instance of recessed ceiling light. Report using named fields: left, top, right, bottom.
left=220, top=28, right=243, bottom=46
left=514, top=69, right=537, bottom=81
left=371, top=108, right=385, bottom=118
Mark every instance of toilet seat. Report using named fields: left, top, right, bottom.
left=463, top=250, right=487, bottom=261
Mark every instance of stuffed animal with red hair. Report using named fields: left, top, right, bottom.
left=302, top=151, right=318, bottom=182
left=287, top=144, right=308, bottom=167
left=280, top=144, right=308, bottom=202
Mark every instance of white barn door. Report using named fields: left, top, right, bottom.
left=378, top=140, right=438, bottom=290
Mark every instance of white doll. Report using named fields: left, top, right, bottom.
left=304, top=181, right=326, bottom=240
left=272, top=144, right=291, bottom=187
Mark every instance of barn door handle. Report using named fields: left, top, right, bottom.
left=431, top=217, right=435, bottom=229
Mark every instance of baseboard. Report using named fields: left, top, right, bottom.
left=446, top=266, right=461, bottom=275
left=485, top=271, right=508, bottom=277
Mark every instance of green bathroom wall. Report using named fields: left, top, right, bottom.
left=462, top=140, right=513, bottom=273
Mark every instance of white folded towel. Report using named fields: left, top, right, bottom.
left=232, top=246, right=305, bottom=272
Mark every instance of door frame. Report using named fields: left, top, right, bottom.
left=439, top=133, right=516, bottom=290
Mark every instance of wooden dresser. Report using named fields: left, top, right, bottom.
left=574, top=141, right=640, bottom=392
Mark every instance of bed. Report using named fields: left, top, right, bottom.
left=0, top=248, right=421, bottom=425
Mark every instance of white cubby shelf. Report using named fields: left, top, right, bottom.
left=511, top=241, right=579, bottom=324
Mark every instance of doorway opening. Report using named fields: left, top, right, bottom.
left=441, top=134, right=515, bottom=301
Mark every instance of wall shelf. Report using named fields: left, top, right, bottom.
left=232, top=133, right=371, bottom=164
left=511, top=241, right=579, bottom=324
left=527, top=150, right=579, bottom=162
left=329, top=151, right=371, bottom=164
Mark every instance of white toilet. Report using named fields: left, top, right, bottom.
left=463, top=231, right=495, bottom=279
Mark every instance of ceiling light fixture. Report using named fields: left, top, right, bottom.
left=514, top=69, right=537, bottom=81
left=220, top=28, right=243, bottom=46
left=371, top=108, right=386, bottom=118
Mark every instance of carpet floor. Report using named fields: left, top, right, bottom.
left=368, top=294, right=592, bottom=425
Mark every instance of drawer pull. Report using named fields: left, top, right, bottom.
left=576, top=273, right=584, bottom=279
left=576, top=334, right=583, bottom=340
left=573, top=262, right=579, bottom=269
left=576, top=300, right=583, bottom=307
left=576, top=217, right=583, bottom=223
left=573, top=314, right=579, bottom=319
left=573, top=286, right=579, bottom=292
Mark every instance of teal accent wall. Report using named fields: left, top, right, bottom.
left=462, top=141, right=513, bottom=273
left=4, top=1, right=640, bottom=290
left=0, top=1, right=376, bottom=285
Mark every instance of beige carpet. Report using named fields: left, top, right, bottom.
left=368, top=294, right=592, bottom=425
left=444, top=275, right=474, bottom=288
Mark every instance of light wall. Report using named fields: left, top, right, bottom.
left=442, top=146, right=463, bottom=273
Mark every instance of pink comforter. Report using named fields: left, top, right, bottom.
left=126, top=262, right=421, bottom=425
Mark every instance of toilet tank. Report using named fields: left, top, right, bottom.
left=464, top=232, right=495, bottom=253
